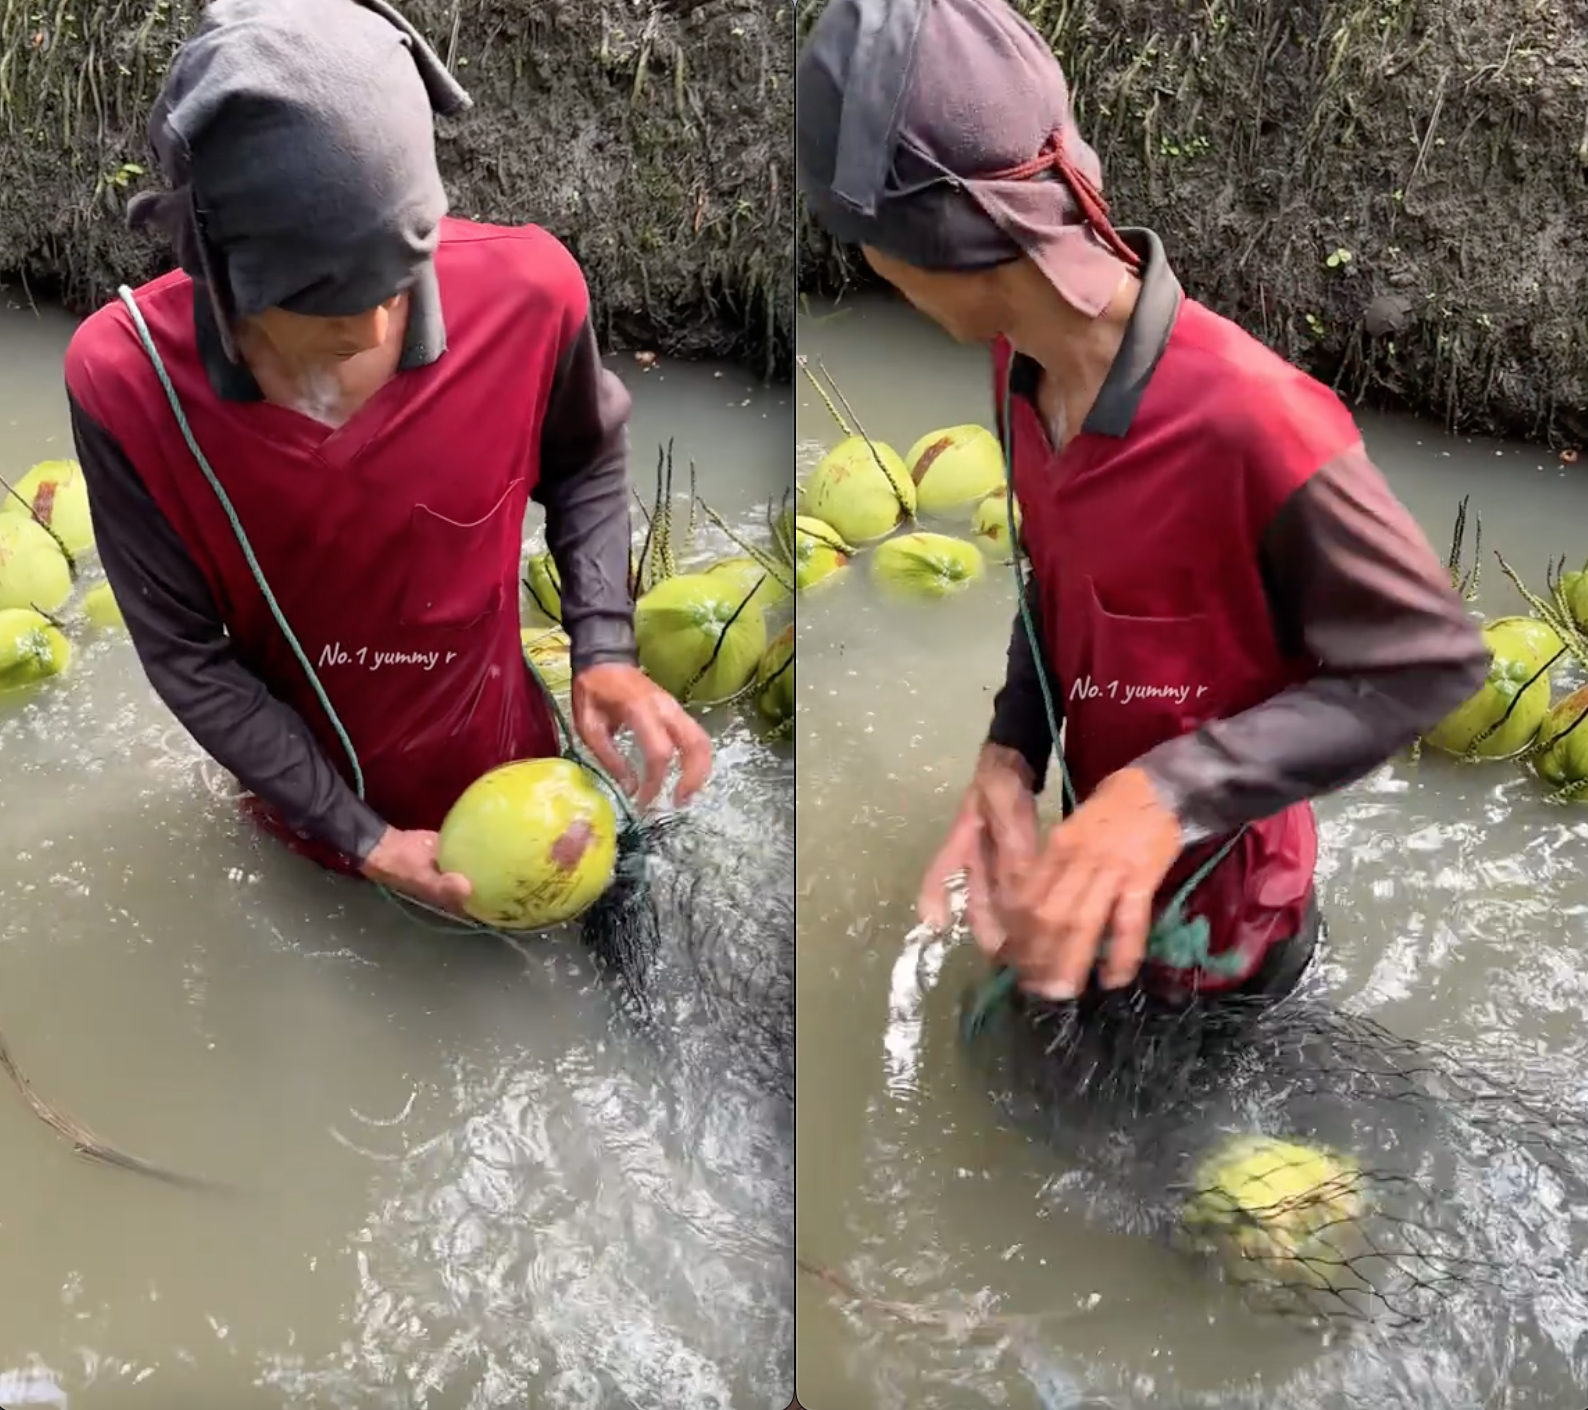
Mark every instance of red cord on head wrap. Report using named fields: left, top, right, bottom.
left=981, top=128, right=1141, bottom=271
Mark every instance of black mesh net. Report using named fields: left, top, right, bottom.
left=580, top=810, right=794, bottom=1109
left=961, top=973, right=1588, bottom=1333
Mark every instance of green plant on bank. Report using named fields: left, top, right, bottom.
left=1324, top=246, right=1353, bottom=269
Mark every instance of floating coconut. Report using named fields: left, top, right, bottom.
left=803, top=435, right=915, bottom=544
left=1556, top=562, right=1588, bottom=633
left=1179, top=1132, right=1366, bottom=1294
left=794, top=515, right=851, bottom=592
left=522, top=550, right=562, bottom=624
left=635, top=571, right=767, bottom=705
left=754, top=622, right=794, bottom=730
left=436, top=757, right=618, bottom=931
left=904, top=424, right=1005, bottom=517
left=0, top=459, right=94, bottom=557
left=81, top=581, right=125, bottom=631
left=1532, top=684, right=1588, bottom=794
left=704, top=556, right=790, bottom=615
left=1423, top=615, right=1560, bottom=759
left=0, top=607, right=72, bottom=696
left=0, top=516, right=72, bottom=615
left=521, top=625, right=572, bottom=694
left=870, top=531, right=986, bottom=600
left=970, top=489, right=1022, bottom=558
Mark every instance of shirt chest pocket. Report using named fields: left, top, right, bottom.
left=398, top=477, right=525, bottom=633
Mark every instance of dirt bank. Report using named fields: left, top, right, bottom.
left=798, top=0, right=1588, bottom=446
left=0, top=0, right=793, bottom=379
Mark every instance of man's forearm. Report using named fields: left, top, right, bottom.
left=1136, top=445, right=1490, bottom=838
left=985, top=575, right=1057, bottom=793
left=71, top=397, right=387, bottom=862
left=534, top=314, right=637, bottom=673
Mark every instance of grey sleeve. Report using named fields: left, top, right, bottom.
left=984, top=573, right=1058, bottom=794
left=1134, top=444, right=1491, bottom=837
left=69, top=394, right=388, bottom=864
left=531, top=314, right=638, bottom=673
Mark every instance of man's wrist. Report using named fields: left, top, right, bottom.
left=977, top=740, right=1037, bottom=792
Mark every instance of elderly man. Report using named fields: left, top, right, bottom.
left=797, top=0, right=1488, bottom=1004
left=64, top=0, right=711, bottom=912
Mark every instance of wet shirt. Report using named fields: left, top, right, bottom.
left=65, top=216, right=636, bottom=866
left=986, top=228, right=1489, bottom=843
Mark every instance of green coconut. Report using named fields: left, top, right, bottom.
left=437, top=758, right=618, bottom=931
left=1423, top=614, right=1560, bottom=759
left=81, top=580, right=125, bottom=631
left=0, top=459, right=93, bottom=557
left=794, top=515, right=851, bottom=592
left=754, top=622, right=795, bottom=729
left=522, top=551, right=563, bottom=623
left=1559, top=565, right=1588, bottom=633
left=904, top=424, right=1006, bottom=517
left=1532, top=684, right=1588, bottom=789
left=1179, top=1133, right=1366, bottom=1291
left=970, top=490, right=1022, bottom=557
left=635, top=571, right=768, bottom=704
left=521, top=625, right=572, bottom=694
left=0, top=607, right=72, bottom=696
left=0, top=515, right=72, bottom=615
left=870, top=532, right=986, bottom=600
left=803, top=435, right=915, bottom=544
left=704, top=556, right=790, bottom=614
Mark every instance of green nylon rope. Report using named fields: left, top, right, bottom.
left=960, top=358, right=1248, bottom=1040
left=116, top=285, right=637, bottom=938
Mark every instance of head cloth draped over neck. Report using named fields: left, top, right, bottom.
left=795, top=0, right=1137, bottom=317
left=126, top=0, right=473, bottom=361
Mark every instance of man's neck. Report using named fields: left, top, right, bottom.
left=1005, top=271, right=1139, bottom=448
left=235, top=300, right=409, bottom=429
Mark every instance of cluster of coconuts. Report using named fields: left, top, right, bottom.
left=0, top=459, right=125, bottom=704
left=1419, top=535, right=1588, bottom=802
left=519, top=500, right=795, bottom=740
left=796, top=422, right=1021, bottom=603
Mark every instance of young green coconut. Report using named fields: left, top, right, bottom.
left=521, top=550, right=563, bottom=624
left=0, top=515, right=72, bottom=615
left=702, top=556, right=790, bottom=615
left=798, top=355, right=915, bottom=543
left=1422, top=615, right=1562, bottom=761
left=521, top=625, right=572, bottom=694
left=0, top=459, right=94, bottom=557
left=0, top=606, right=72, bottom=696
left=794, top=515, right=851, bottom=592
left=904, top=424, right=1005, bottom=518
left=970, top=489, right=1022, bottom=559
left=754, top=621, right=794, bottom=736
left=81, top=581, right=125, bottom=632
left=870, top=531, right=986, bottom=601
left=436, top=758, right=618, bottom=931
left=628, top=440, right=772, bottom=707
left=1178, top=1132, right=1369, bottom=1298
left=1530, top=684, right=1588, bottom=802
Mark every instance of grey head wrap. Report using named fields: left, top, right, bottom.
left=127, top=0, right=472, bottom=362
left=796, top=0, right=1137, bottom=317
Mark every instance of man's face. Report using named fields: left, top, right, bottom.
left=249, top=294, right=403, bottom=365
left=861, top=245, right=1005, bottom=344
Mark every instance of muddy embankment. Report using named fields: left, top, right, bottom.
left=798, top=0, right=1588, bottom=447
left=0, top=0, right=793, bottom=380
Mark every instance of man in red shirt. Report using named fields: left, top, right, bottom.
left=797, top=0, right=1488, bottom=1003
left=65, top=0, right=711, bottom=912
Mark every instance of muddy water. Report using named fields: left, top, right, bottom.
left=794, top=293, right=1588, bottom=1409
left=0, top=287, right=792, bottom=1408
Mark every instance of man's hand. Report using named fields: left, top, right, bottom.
left=360, top=826, right=473, bottom=913
left=917, top=742, right=1041, bottom=951
left=572, top=662, right=713, bottom=809
left=998, top=765, right=1183, bottom=999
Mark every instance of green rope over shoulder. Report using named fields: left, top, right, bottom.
left=116, top=285, right=637, bottom=937
left=961, top=355, right=1249, bottom=1041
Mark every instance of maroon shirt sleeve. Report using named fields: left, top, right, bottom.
left=988, top=445, right=1490, bottom=833
left=531, top=314, right=638, bottom=672
left=69, top=393, right=389, bottom=863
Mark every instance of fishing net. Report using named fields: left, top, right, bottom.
left=960, top=967, right=1588, bottom=1335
